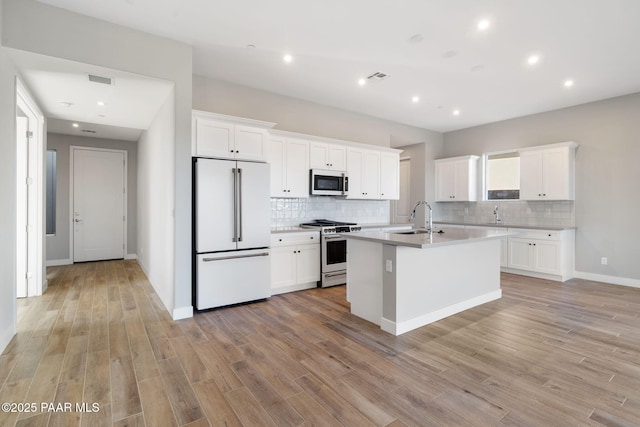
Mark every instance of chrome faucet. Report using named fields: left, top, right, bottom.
left=493, top=205, right=501, bottom=224
left=410, top=201, right=433, bottom=233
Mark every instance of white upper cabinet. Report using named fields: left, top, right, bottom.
left=379, top=152, right=400, bottom=200
left=435, top=155, right=479, bottom=201
left=267, top=137, right=309, bottom=198
left=309, top=142, right=347, bottom=171
left=347, top=147, right=380, bottom=200
left=192, top=111, right=275, bottom=162
left=519, top=142, right=577, bottom=200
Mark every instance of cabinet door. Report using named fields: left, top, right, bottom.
left=508, top=238, right=532, bottom=270
left=519, top=150, right=543, bottom=200
left=379, top=152, right=399, bottom=200
left=271, top=246, right=297, bottom=290
left=435, top=161, right=454, bottom=201
left=285, top=139, right=310, bottom=198
left=453, top=159, right=470, bottom=201
left=346, top=148, right=364, bottom=199
left=195, top=118, right=235, bottom=159
left=362, top=150, right=380, bottom=199
left=309, top=142, right=329, bottom=169
left=296, top=244, right=320, bottom=284
left=267, top=137, right=287, bottom=197
left=542, top=148, right=570, bottom=200
left=328, top=145, right=347, bottom=171
left=533, top=240, right=560, bottom=274
left=235, top=126, right=267, bottom=162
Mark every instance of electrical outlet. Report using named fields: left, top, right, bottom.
left=385, top=259, right=393, bottom=273
left=601, top=257, right=608, bottom=265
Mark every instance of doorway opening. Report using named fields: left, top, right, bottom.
left=16, top=78, right=45, bottom=299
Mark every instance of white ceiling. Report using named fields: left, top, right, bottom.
left=8, top=48, right=173, bottom=141
left=33, top=0, right=640, bottom=133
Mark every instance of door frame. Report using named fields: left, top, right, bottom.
left=392, top=156, right=411, bottom=224
left=16, top=78, right=45, bottom=297
left=69, top=146, right=128, bottom=262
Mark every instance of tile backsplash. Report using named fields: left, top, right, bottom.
left=437, top=200, right=575, bottom=227
left=271, top=197, right=390, bottom=227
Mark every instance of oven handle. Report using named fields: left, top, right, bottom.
left=324, top=272, right=346, bottom=278
left=323, top=235, right=345, bottom=240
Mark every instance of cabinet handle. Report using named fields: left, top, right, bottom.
left=236, top=150, right=239, bottom=153
left=279, top=238, right=282, bottom=241
left=310, top=236, right=314, bottom=239
left=230, top=150, right=234, bottom=153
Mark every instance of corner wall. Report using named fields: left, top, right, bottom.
left=443, top=92, right=640, bottom=281
left=0, top=26, right=18, bottom=351
left=137, top=89, right=177, bottom=316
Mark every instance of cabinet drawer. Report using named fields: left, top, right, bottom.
left=271, top=231, right=320, bottom=246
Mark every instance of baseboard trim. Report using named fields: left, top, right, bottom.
left=573, top=271, right=640, bottom=288
left=381, top=290, right=502, bottom=336
left=46, top=259, right=73, bottom=267
left=173, top=306, right=193, bottom=320
left=125, top=253, right=137, bottom=260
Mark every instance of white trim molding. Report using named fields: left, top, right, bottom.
left=172, top=306, right=193, bottom=320
left=125, top=253, right=137, bottom=260
left=573, top=271, right=640, bottom=289
left=46, top=259, right=73, bottom=267
left=381, top=290, right=502, bottom=336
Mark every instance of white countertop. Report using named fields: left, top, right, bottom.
left=343, top=226, right=515, bottom=249
left=270, top=226, right=306, bottom=233
left=434, top=221, right=575, bottom=231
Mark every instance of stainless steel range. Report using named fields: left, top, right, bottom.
left=300, top=219, right=361, bottom=288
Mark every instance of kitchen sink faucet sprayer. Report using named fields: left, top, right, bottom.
left=410, top=201, right=433, bottom=233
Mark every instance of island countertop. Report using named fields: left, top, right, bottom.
left=343, top=226, right=515, bottom=249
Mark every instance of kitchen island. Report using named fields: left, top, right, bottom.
left=344, top=227, right=514, bottom=335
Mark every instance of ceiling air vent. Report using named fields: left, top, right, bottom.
left=88, top=74, right=113, bottom=85
left=367, top=72, right=390, bottom=83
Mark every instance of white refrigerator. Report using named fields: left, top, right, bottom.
left=194, top=157, right=271, bottom=310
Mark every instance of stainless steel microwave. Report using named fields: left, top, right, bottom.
left=310, top=169, right=348, bottom=196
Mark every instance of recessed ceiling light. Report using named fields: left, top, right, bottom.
left=97, top=101, right=105, bottom=106
left=72, top=123, right=79, bottom=128
left=477, top=19, right=490, bottom=31
left=453, top=109, right=461, bottom=116
left=283, top=54, right=293, bottom=63
left=357, top=78, right=366, bottom=86
left=527, top=54, right=540, bottom=65
left=412, top=96, right=420, bottom=103
left=564, top=79, right=575, bottom=88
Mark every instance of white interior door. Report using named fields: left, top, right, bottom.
left=16, top=116, right=28, bottom=298
left=392, top=158, right=411, bottom=223
left=72, top=148, right=126, bottom=262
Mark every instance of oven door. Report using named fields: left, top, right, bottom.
left=322, top=234, right=347, bottom=273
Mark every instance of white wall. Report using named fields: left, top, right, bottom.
left=46, top=133, right=138, bottom=262
left=0, top=7, right=18, bottom=351
left=137, top=89, right=177, bottom=314
left=193, top=75, right=438, bottom=148
left=2, top=0, right=193, bottom=319
left=443, top=92, right=640, bottom=281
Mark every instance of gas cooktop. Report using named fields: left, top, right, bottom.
left=300, top=219, right=361, bottom=233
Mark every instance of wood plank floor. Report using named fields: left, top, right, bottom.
left=2, top=260, right=640, bottom=426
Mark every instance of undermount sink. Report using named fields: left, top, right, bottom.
left=393, top=229, right=431, bottom=235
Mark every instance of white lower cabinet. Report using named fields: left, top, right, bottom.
left=463, top=225, right=508, bottom=267
left=505, top=229, right=574, bottom=281
left=271, top=231, right=320, bottom=294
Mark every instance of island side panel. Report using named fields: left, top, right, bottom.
left=382, top=238, right=502, bottom=335
left=346, top=238, right=383, bottom=326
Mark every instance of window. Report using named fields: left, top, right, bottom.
left=486, top=151, right=519, bottom=200
left=46, top=150, right=56, bottom=235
